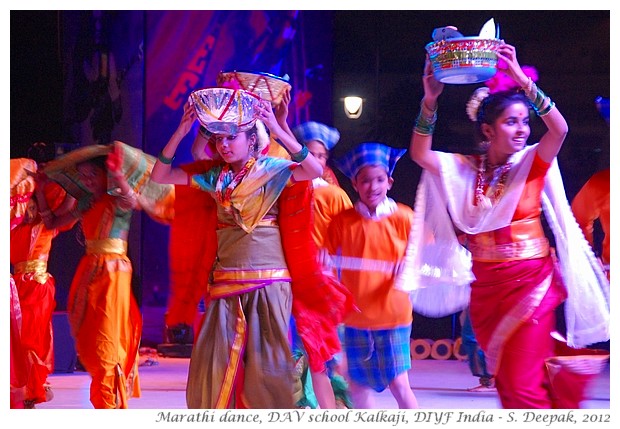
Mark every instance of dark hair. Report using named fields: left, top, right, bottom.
left=27, top=142, right=56, bottom=164
left=475, top=90, right=532, bottom=143
left=244, top=124, right=258, bottom=138
left=244, top=123, right=262, bottom=154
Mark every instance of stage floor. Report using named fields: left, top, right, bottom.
left=34, top=355, right=610, bottom=410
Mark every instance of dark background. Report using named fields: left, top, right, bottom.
left=330, top=10, right=610, bottom=205
left=10, top=10, right=610, bottom=343
left=11, top=10, right=611, bottom=192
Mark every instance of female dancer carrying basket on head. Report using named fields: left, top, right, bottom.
left=152, top=91, right=352, bottom=409
left=407, top=42, right=609, bottom=408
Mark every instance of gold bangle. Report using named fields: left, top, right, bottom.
left=522, top=77, right=533, bottom=94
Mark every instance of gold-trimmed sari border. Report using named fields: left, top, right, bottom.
left=215, top=297, right=247, bottom=408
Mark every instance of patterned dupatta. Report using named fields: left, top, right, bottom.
left=215, top=157, right=256, bottom=212
left=42, top=141, right=174, bottom=224
left=212, top=157, right=295, bottom=233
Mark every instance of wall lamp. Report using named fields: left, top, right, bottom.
left=343, top=96, right=363, bottom=119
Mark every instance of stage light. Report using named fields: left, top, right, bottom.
left=344, top=96, right=363, bottom=119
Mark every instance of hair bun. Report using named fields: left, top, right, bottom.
left=466, top=87, right=491, bottom=122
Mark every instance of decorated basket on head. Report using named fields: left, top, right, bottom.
left=217, top=70, right=291, bottom=105
left=189, top=87, right=262, bottom=135
left=425, top=18, right=503, bottom=84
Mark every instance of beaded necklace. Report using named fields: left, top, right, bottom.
left=215, top=157, right=256, bottom=212
left=474, top=154, right=512, bottom=207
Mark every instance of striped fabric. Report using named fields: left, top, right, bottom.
left=327, top=254, right=397, bottom=274
left=292, top=121, right=340, bottom=150
left=344, top=324, right=412, bottom=392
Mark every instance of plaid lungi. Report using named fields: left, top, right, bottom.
left=344, top=324, right=411, bottom=392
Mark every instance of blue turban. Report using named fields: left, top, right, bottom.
left=334, top=142, right=406, bottom=180
left=292, top=121, right=340, bottom=151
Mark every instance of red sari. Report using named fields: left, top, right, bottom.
left=470, top=257, right=566, bottom=408
left=10, top=223, right=57, bottom=405
left=468, top=154, right=604, bottom=408
left=9, top=171, right=70, bottom=407
left=10, top=275, right=27, bottom=408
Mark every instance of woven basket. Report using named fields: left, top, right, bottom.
left=217, top=71, right=291, bottom=104
left=545, top=354, right=610, bottom=375
left=425, top=37, right=503, bottom=84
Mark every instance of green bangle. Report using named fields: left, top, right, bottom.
left=525, top=82, right=550, bottom=113
left=538, top=99, right=555, bottom=117
left=158, top=151, right=175, bottom=165
left=414, top=102, right=437, bottom=136
left=290, top=145, right=309, bottom=163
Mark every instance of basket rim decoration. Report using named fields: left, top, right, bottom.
left=425, top=37, right=504, bottom=84
left=217, top=70, right=292, bottom=104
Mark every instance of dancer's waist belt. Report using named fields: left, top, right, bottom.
left=467, top=218, right=549, bottom=261
left=469, top=237, right=550, bottom=262
left=209, top=268, right=291, bottom=298
left=217, top=219, right=278, bottom=230
left=85, top=238, right=128, bottom=255
left=13, top=259, right=50, bottom=284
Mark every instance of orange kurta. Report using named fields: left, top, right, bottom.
left=311, top=182, right=353, bottom=248
left=325, top=203, right=413, bottom=329
left=68, top=194, right=142, bottom=409
left=571, top=169, right=610, bottom=266
left=322, top=166, right=340, bottom=187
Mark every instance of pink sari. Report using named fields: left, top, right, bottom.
left=470, top=256, right=570, bottom=408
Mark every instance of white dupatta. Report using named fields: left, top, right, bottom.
left=395, top=144, right=609, bottom=348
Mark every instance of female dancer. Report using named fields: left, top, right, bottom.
left=151, top=96, right=325, bottom=408
left=35, top=141, right=173, bottom=408
left=408, top=43, right=608, bottom=408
